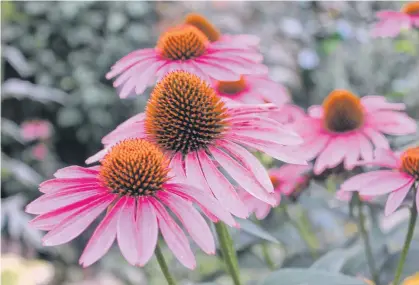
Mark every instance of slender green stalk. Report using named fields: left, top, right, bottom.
left=281, top=203, right=319, bottom=258
left=261, top=242, right=276, bottom=270
left=155, top=243, right=177, bottom=285
left=215, top=222, right=242, bottom=285
left=393, top=187, right=417, bottom=285
left=355, top=193, right=379, bottom=285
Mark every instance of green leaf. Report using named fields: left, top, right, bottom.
left=379, top=246, right=419, bottom=284
left=236, top=219, right=279, bottom=244
left=394, top=39, right=417, bottom=55
left=311, top=249, right=353, bottom=272
left=260, top=268, right=368, bottom=285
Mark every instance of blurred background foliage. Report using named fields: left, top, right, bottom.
left=1, top=1, right=419, bottom=285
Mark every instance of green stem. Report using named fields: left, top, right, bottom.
left=215, top=222, right=242, bottom=285
left=261, top=242, right=276, bottom=270
left=355, top=193, right=379, bottom=285
left=282, top=203, right=319, bottom=258
left=393, top=188, right=417, bottom=285
left=155, top=243, right=177, bottom=285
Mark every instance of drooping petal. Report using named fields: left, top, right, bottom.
left=313, top=137, right=347, bottom=175
left=165, top=183, right=236, bottom=227
left=42, top=194, right=115, bottom=246
left=384, top=182, right=412, bottom=216
left=79, top=197, right=125, bottom=267
left=361, top=96, right=405, bottom=111
left=343, top=134, right=360, bottom=170
left=39, top=178, right=99, bottom=193
left=358, top=173, right=414, bottom=195
left=218, top=140, right=273, bottom=193
left=26, top=187, right=105, bottom=214
left=117, top=197, right=138, bottom=265
left=358, top=133, right=373, bottom=161
left=363, top=127, right=390, bottom=149
left=158, top=191, right=215, bottom=254
left=53, top=166, right=99, bottom=179
left=197, top=151, right=249, bottom=218
left=209, top=146, right=276, bottom=205
left=194, top=60, right=241, bottom=81
left=150, top=199, right=196, bottom=269
left=136, top=197, right=159, bottom=266
left=29, top=194, right=107, bottom=231
left=341, top=170, right=401, bottom=191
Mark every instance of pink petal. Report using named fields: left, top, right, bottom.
left=194, top=60, right=241, bottom=81
left=107, top=53, right=158, bottom=80
left=42, top=194, right=115, bottom=246
left=54, top=166, right=98, bottom=179
left=169, top=152, right=186, bottom=179
left=307, top=105, right=323, bottom=118
left=112, top=57, right=158, bottom=87
left=39, top=178, right=99, bottom=193
left=197, top=151, right=249, bottom=218
left=229, top=135, right=308, bottom=165
left=358, top=133, right=373, bottom=161
left=209, top=146, right=276, bottom=205
left=384, top=181, right=413, bottom=216
left=367, top=111, right=417, bottom=135
left=158, top=191, right=215, bottom=254
left=117, top=198, right=138, bottom=265
left=136, top=198, right=159, bottom=266
left=79, top=197, right=125, bottom=267
left=165, top=183, right=237, bottom=227
left=361, top=96, right=405, bottom=111
left=150, top=199, right=196, bottom=269
left=370, top=148, right=400, bottom=168
left=341, top=170, right=398, bottom=191
left=343, top=135, right=360, bottom=170
left=227, top=103, right=278, bottom=116
left=314, top=138, right=347, bottom=175
left=295, top=134, right=330, bottom=161
left=26, top=187, right=105, bottom=214
left=360, top=175, right=414, bottom=196
left=363, top=127, right=390, bottom=149
left=85, top=148, right=109, bottom=164
left=29, top=194, right=106, bottom=231
left=254, top=201, right=272, bottom=220
left=416, top=186, right=419, bottom=214
left=134, top=60, right=166, bottom=95
left=218, top=140, right=273, bottom=193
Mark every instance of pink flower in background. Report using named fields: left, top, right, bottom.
left=106, top=22, right=267, bottom=98
left=31, top=143, right=48, bottom=160
left=371, top=1, right=419, bottom=38
left=27, top=139, right=235, bottom=269
left=21, top=120, right=52, bottom=142
left=240, top=164, right=311, bottom=220
left=340, top=147, right=419, bottom=216
left=293, top=89, right=416, bottom=175
left=212, top=75, right=305, bottom=126
left=87, top=71, right=307, bottom=219
left=335, top=190, right=373, bottom=202
left=183, top=13, right=260, bottom=47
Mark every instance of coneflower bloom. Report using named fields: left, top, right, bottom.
left=87, top=71, right=307, bottom=219
left=106, top=23, right=267, bottom=98
left=240, top=164, right=311, bottom=220
left=293, top=89, right=416, bottom=175
left=213, top=75, right=305, bottom=126
left=340, top=147, right=419, bottom=216
left=26, top=139, right=236, bottom=269
left=371, top=1, right=419, bottom=38
left=21, top=120, right=52, bottom=142
left=183, top=13, right=260, bottom=47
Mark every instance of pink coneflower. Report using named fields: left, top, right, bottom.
left=106, top=23, right=267, bottom=98
left=293, top=89, right=416, bottom=175
left=87, top=71, right=307, bottom=219
left=213, top=75, right=305, bottom=126
left=21, top=120, right=51, bottom=142
left=240, top=164, right=311, bottom=220
left=371, top=1, right=419, bottom=38
left=340, top=147, right=419, bottom=216
left=31, top=143, right=48, bottom=160
left=26, top=139, right=235, bottom=269
left=183, top=13, right=260, bottom=47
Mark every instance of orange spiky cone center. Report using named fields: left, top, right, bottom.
left=401, top=2, right=419, bottom=15
left=184, top=13, right=221, bottom=42
left=216, top=76, right=247, bottom=95
left=400, top=147, right=419, bottom=178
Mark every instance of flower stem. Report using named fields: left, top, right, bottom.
left=215, top=222, right=242, bottom=285
left=155, top=243, right=177, bottom=285
left=393, top=187, right=417, bottom=285
left=355, top=193, right=379, bottom=285
left=261, top=242, right=276, bottom=270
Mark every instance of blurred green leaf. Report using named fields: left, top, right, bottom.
left=261, top=268, right=367, bottom=285
left=236, top=219, right=279, bottom=244
left=394, top=39, right=417, bottom=56
left=310, top=249, right=353, bottom=272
